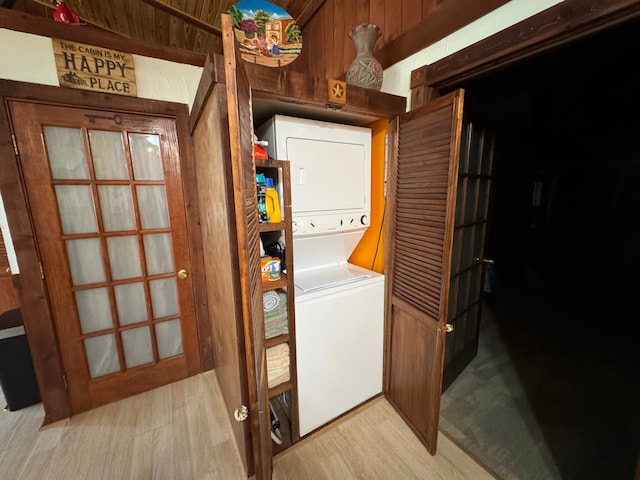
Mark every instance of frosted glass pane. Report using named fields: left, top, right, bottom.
left=75, top=288, right=113, bottom=334
left=143, top=234, right=174, bottom=275
left=66, top=238, right=106, bottom=285
left=150, top=278, right=178, bottom=318
left=130, top=134, right=163, bottom=180
left=90, top=130, right=128, bottom=180
left=98, top=186, right=135, bottom=232
left=84, top=334, right=120, bottom=378
left=55, top=185, right=98, bottom=234
left=155, top=319, right=183, bottom=359
left=114, top=282, right=147, bottom=325
left=122, top=326, right=153, bottom=368
left=136, top=186, right=169, bottom=230
left=44, top=126, right=89, bottom=179
left=107, top=236, right=142, bottom=280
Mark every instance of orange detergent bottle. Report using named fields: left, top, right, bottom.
left=265, top=177, right=282, bottom=223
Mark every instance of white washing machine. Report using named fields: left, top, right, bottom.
left=257, top=115, right=385, bottom=436
left=294, top=259, right=384, bottom=436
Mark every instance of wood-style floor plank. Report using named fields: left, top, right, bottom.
left=1, top=370, right=495, bottom=479
left=271, top=397, right=497, bottom=480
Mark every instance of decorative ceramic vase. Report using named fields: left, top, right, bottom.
left=345, top=24, right=383, bottom=91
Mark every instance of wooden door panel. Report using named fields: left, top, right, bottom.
left=190, top=62, right=252, bottom=472
left=0, top=278, right=18, bottom=313
left=10, top=101, right=200, bottom=414
left=387, top=298, right=441, bottom=446
left=221, top=13, right=272, bottom=480
left=0, top=233, right=18, bottom=312
left=385, top=90, right=465, bottom=455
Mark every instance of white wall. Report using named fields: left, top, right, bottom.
left=381, top=0, right=564, bottom=108
left=0, top=28, right=203, bottom=106
left=0, top=28, right=203, bottom=273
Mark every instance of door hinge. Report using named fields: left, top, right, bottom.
left=11, top=134, right=19, bottom=156
left=62, top=373, right=68, bottom=390
left=39, top=261, right=44, bottom=279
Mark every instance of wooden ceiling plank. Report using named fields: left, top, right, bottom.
left=204, top=0, right=233, bottom=32
left=105, top=0, right=134, bottom=38
left=136, top=2, right=156, bottom=42
left=296, top=0, right=326, bottom=29
left=140, top=0, right=222, bottom=36
left=167, top=0, right=187, bottom=49
left=182, top=0, right=206, bottom=46
left=0, top=8, right=206, bottom=65
left=129, top=0, right=155, bottom=44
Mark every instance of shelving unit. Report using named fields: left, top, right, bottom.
left=256, top=158, right=299, bottom=453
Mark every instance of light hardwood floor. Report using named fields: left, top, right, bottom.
left=0, top=371, right=496, bottom=479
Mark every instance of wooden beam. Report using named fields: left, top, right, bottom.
left=423, top=0, right=640, bottom=91
left=140, top=0, right=222, bottom=36
left=245, top=62, right=406, bottom=119
left=373, top=0, right=509, bottom=70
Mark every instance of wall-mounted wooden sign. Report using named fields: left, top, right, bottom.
left=52, top=38, right=137, bottom=97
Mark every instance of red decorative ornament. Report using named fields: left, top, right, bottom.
left=53, top=1, right=82, bottom=24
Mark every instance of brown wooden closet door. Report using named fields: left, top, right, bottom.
left=221, top=13, right=272, bottom=480
left=0, top=229, right=18, bottom=312
left=384, top=90, right=465, bottom=454
left=10, top=101, right=201, bottom=414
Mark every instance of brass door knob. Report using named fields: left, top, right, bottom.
left=446, top=323, right=454, bottom=333
left=177, top=269, right=189, bottom=280
left=234, top=405, right=249, bottom=422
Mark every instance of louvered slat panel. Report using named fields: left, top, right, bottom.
left=222, top=12, right=271, bottom=478
left=392, top=106, right=454, bottom=319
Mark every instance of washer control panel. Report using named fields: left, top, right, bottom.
left=292, top=213, right=370, bottom=236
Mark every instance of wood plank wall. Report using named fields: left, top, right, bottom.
left=291, top=0, right=509, bottom=83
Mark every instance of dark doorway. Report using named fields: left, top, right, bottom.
left=439, top=18, right=640, bottom=480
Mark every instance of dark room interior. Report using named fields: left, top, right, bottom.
left=439, top=17, right=640, bottom=480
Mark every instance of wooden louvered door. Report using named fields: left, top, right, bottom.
left=220, top=13, right=272, bottom=480
left=384, top=90, right=465, bottom=455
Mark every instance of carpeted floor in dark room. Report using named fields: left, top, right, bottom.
left=439, top=275, right=640, bottom=480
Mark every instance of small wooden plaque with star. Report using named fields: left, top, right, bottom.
left=328, top=79, right=346, bottom=105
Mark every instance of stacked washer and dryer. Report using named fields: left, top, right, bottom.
left=257, top=115, right=384, bottom=437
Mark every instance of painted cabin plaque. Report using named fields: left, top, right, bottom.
left=52, top=38, right=137, bottom=97
left=228, top=0, right=302, bottom=68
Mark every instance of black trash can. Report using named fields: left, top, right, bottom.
left=0, top=309, right=41, bottom=411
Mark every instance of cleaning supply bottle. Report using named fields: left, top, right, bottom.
left=256, top=173, right=269, bottom=223
left=265, top=177, right=282, bottom=223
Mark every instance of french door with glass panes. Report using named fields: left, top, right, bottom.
left=10, top=101, right=200, bottom=414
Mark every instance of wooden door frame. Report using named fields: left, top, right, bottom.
left=0, top=79, right=210, bottom=424
left=410, top=0, right=640, bottom=108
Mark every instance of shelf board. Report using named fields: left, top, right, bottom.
left=268, top=381, right=291, bottom=398
left=262, top=272, right=288, bottom=291
left=265, top=333, right=289, bottom=348
left=259, top=221, right=286, bottom=232
left=256, top=158, right=288, bottom=169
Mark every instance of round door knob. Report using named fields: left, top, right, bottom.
left=177, top=269, right=189, bottom=280
left=446, top=323, right=454, bottom=333
left=234, top=405, right=249, bottom=422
